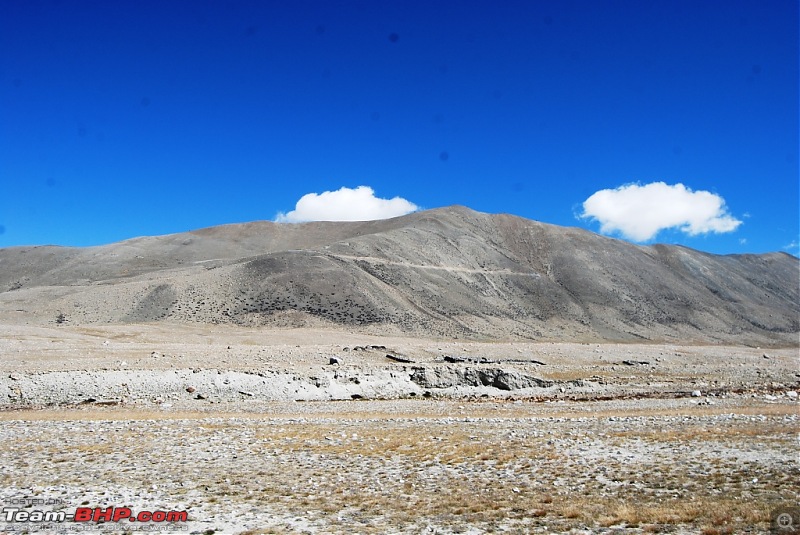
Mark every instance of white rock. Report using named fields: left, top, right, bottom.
left=786, top=391, right=798, bottom=399
left=691, top=390, right=702, bottom=397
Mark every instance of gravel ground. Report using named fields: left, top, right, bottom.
left=0, top=324, right=797, bottom=534
left=0, top=398, right=797, bottom=535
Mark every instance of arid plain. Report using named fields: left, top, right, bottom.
left=1, top=207, right=798, bottom=534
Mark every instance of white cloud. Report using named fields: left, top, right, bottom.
left=579, top=182, right=742, bottom=242
left=276, top=185, right=419, bottom=223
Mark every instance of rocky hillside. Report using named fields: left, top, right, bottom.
left=0, top=206, right=797, bottom=345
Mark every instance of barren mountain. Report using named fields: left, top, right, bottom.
left=0, top=206, right=797, bottom=345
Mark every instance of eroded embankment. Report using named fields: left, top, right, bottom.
left=0, top=365, right=609, bottom=407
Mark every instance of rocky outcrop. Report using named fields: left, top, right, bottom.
left=409, top=366, right=553, bottom=390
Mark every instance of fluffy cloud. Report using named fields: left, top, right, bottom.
left=579, top=182, right=742, bottom=242
left=276, top=186, right=419, bottom=223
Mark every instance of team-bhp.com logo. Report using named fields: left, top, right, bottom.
left=3, top=506, right=188, bottom=524
left=74, top=507, right=188, bottom=523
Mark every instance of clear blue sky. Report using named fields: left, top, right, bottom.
left=1, top=0, right=797, bottom=255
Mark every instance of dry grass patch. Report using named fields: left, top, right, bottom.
left=547, top=496, right=771, bottom=529
left=253, top=422, right=549, bottom=466
left=608, top=419, right=798, bottom=442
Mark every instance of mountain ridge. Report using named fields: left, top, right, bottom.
left=1, top=206, right=797, bottom=346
